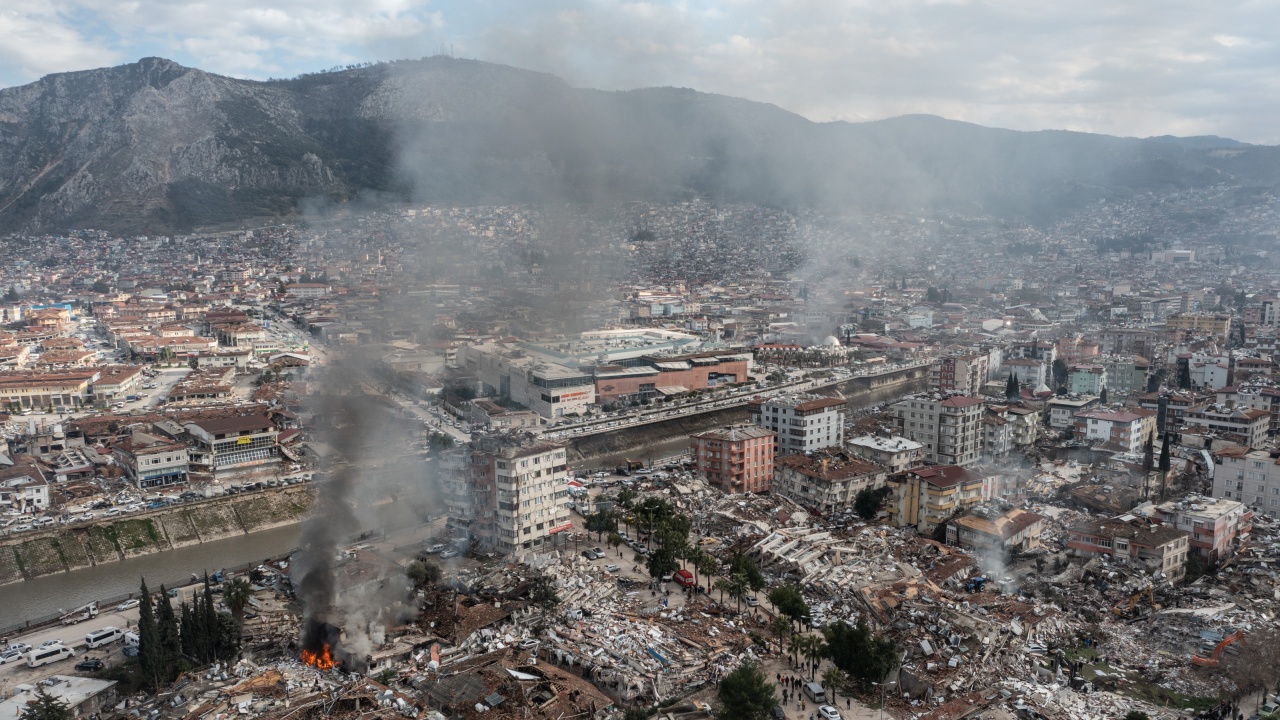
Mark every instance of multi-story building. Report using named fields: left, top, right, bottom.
left=1007, top=341, right=1056, bottom=365
left=690, top=425, right=775, bottom=493
left=1066, top=517, right=1189, bottom=583
left=0, top=369, right=98, bottom=411
left=930, top=354, right=989, bottom=396
left=1097, top=328, right=1158, bottom=359
left=1067, top=365, right=1107, bottom=395
left=459, top=343, right=597, bottom=418
left=846, top=435, right=923, bottom=474
left=1004, top=406, right=1041, bottom=446
left=184, top=415, right=280, bottom=476
left=284, top=283, right=331, bottom=298
left=0, top=462, right=49, bottom=511
left=1137, top=391, right=1204, bottom=430
left=113, top=429, right=189, bottom=488
left=892, top=394, right=984, bottom=466
left=1212, top=447, right=1280, bottom=519
left=1073, top=408, right=1157, bottom=453
left=1165, top=312, right=1232, bottom=342
left=773, top=449, right=886, bottom=513
left=981, top=407, right=1013, bottom=459
left=1099, top=356, right=1151, bottom=395
left=467, top=437, right=572, bottom=555
left=1145, top=496, right=1250, bottom=564
left=1047, top=395, right=1099, bottom=429
left=998, top=358, right=1047, bottom=389
left=1183, top=404, right=1270, bottom=449
left=947, top=505, right=1045, bottom=555
left=889, top=465, right=984, bottom=535
left=750, top=394, right=845, bottom=455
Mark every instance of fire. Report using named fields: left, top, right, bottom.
left=301, top=643, right=336, bottom=670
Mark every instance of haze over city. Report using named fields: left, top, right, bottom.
left=1, top=3, right=1280, bottom=720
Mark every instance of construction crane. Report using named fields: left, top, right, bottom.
left=1111, top=585, right=1160, bottom=619
left=1192, top=631, right=1244, bottom=667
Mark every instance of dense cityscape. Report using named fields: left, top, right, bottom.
left=0, top=185, right=1278, bottom=720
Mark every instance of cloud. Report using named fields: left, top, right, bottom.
left=0, top=0, right=1278, bottom=143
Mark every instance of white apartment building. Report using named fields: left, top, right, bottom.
left=469, top=438, right=572, bottom=554
left=1184, top=404, right=1270, bottom=450
left=750, top=394, right=845, bottom=455
left=892, top=394, right=984, bottom=467
left=847, top=435, right=923, bottom=474
left=1213, top=448, right=1280, bottom=519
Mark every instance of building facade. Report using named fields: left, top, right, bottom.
left=846, top=435, right=923, bottom=474
left=468, top=437, right=571, bottom=555
left=930, top=354, right=990, bottom=396
left=1183, top=404, right=1270, bottom=449
left=1212, top=448, right=1280, bottom=519
left=184, top=415, right=280, bottom=476
left=750, top=394, right=845, bottom=455
left=1148, top=496, right=1250, bottom=563
left=890, top=465, right=984, bottom=535
left=1066, top=517, right=1189, bottom=583
left=773, top=449, right=886, bottom=513
left=892, top=394, right=984, bottom=467
left=690, top=426, right=775, bottom=493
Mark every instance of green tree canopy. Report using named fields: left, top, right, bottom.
left=823, top=619, right=898, bottom=690
left=18, top=687, right=71, bottom=720
left=718, top=661, right=776, bottom=720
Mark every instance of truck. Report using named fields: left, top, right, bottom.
left=125, top=395, right=138, bottom=402
left=60, top=601, right=99, bottom=625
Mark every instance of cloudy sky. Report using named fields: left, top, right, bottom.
left=3, top=0, right=1278, bottom=143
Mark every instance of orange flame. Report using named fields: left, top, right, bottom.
left=301, top=643, right=336, bottom=670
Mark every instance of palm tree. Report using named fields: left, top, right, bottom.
left=223, top=577, right=252, bottom=626
left=696, top=553, right=719, bottom=593
left=607, top=532, right=624, bottom=557
left=801, top=635, right=827, bottom=680
left=822, top=667, right=848, bottom=706
left=725, top=573, right=750, bottom=614
left=771, top=616, right=791, bottom=656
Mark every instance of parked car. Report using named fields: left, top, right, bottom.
left=439, top=549, right=459, bottom=559
left=6, top=642, right=31, bottom=654
left=74, top=658, right=104, bottom=672
left=818, top=706, right=842, bottom=720
left=0, top=650, right=23, bottom=665
left=115, top=599, right=140, bottom=611
left=604, top=564, right=621, bottom=573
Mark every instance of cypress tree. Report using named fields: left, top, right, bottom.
left=1005, top=373, right=1019, bottom=400
left=179, top=601, right=195, bottom=659
left=201, top=574, right=218, bottom=661
left=156, top=585, right=182, bottom=682
left=137, top=579, right=162, bottom=691
left=1158, top=433, right=1172, bottom=501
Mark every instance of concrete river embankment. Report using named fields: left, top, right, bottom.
left=0, top=485, right=314, bottom=587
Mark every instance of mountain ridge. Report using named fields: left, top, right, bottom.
left=0, top=56, right=1274, bottom=233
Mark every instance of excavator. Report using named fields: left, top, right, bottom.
left=1111, top=585, right=1159, bottom=619
left=1192, top=631, right=1244, bottom=667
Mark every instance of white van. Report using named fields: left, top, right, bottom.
left=802, top=682, right=826, bottom=704
left=86, top=626, right=124, bottom=648
left=31, top=517, right=55, bottom=527
left=123, top=631, right=139, bottom=649
left=27, top=644, right=74, bottom=667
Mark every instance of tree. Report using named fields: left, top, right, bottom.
left=223, top=578, right=253, bottom=625
left=188, top=356, right=199, bottom=370
left=717, top=661, right=777, bottom=720
left=797, top=634, right=827, bottom=679
left=822, top=667, right=849, bottom=706
left=854, top=486, right=889, bottom=521
left=768, top=584, right=810, bottom=632
left=18, top=687, right=70, bottom=720
left=1052, top=359, right=1069, bottom=392
left=1005, top=373, right=1019, bottom=401
left=137, top=579, right=163, bottom=691
left=771, top=616, right=792, bottom=656
left=531, top=574, right=560, bottom=614
left=3, top=286, right=18, bottom=302
left=728, top=553, right=765, bottom=593
left=1158, top=433, right=1172, bottom=501
left=585, top=510, right=618, bottom=541
left=823, top=619, right=898, bottom=691
left=156, top=585, right=182, bottom=675
left=406, top=560, right=442, bottom=590
left=1099, top=387, right=1108, bottom=405
left=1123, top=713, right=1150, bottom=720
left=724, top=573, right=750, bottom=613
left=607, top=532, right=624, bottom=557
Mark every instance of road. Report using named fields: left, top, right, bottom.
left=545, top=358, right=933, bottom=442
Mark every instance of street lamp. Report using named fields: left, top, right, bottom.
left=871, top=681, right=896, bottom=720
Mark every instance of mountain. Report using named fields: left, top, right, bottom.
left=0, top=56, right=1276, bottom=233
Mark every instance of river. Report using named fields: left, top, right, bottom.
left=0, top=524, right=301, bottom=630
